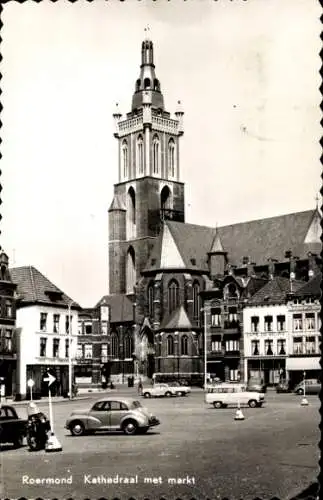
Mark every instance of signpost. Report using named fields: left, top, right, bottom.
left=27, top=379, right=35, bottom=401
left=43, top=372, right=62, bottom=452
left=301, top=371, right=309, bottom=406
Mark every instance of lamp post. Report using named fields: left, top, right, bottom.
left=68, top=300, right=74, bottom=400
left=201, top=307, right=209, bottom=390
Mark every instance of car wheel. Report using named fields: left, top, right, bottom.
left=297, top=388, right=304, bottom=395
left=123, top=420, right=138, bottom=436
left=248, top=399, right=257, bottom=408
left=213, top=401, right=223, bottom=409
left=143, top=392, right=151, bottom=398
left=165, top=391, right=172, bottom=397
left=13, top=435, right=24, bottom=448
left=70, top=421, right=85, bottom=436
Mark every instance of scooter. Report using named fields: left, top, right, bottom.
left=26, top=413, right=51, bottom=451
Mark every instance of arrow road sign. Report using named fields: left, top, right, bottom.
left=43, top=373, right=56, bottom=387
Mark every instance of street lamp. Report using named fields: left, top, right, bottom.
left=201, top=307, right=210, bottom=390
left=68, top=300, right=74, bottom=400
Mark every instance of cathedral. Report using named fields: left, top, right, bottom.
left=99, top=36, right=321, bottom=385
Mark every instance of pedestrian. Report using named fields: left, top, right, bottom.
left=138, top=378, right=143, bottom=395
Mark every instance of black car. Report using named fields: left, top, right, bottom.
left=0, top=405, right=27, bottom=448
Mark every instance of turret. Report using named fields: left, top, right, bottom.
left=208, top=229, right=227, bottom=278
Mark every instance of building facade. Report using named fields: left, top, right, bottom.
left=10, top=266, right=79, bottom=399
left=0, top=252, right=18, bottom=397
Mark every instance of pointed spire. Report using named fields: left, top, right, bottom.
left=209, top=228, right=225, bottom=254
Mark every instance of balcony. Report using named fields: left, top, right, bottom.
left=224, top=350, right=240, bottom=358
left=0, top=337, right=17, bottom=357
left=223, top=320, right=240, bottom=333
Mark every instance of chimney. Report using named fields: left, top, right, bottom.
left=242, top=256, right=256, bottom=277
left=267, top=258, right=278, bottom=280
left=308, top=252, right=318, bottom=279
left=226, top=263, right=236, bottom=276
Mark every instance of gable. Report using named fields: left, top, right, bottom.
left=304, top=210, right=321, bottom=244
left=160, top=223, right=185, bottom=269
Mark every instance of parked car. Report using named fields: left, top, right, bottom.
left=205, top=384, right=265, bottom=409
left=276, top=381, right=291, bottom=393
left=247, top=378, right=267, bottom=393
left=0, top=405, right=27, bottom=448
left=167, top=382, right=191, bottom=396
left=65, top=398, right=160, bottom=436
left=142, top=383, right=178, bottom=398
left=294, top=379, right=321, bottom=395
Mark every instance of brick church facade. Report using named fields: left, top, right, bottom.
left=103, top=36, right=321, bottom=385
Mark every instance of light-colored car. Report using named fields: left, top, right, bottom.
left=168, top=382, right=191, bottom=396
left=65, top=398, right=160, bottom=436
left=205, top=384, right=265, bottom=409
left=294, top=379, right=320, bottom=395
left=142, top=383, right=178, bottom=398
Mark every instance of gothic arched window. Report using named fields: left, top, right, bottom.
left=147, top=282, right=154, bottom=318
left=122, top=140, right=128, bottom=179
left=181, top=335, right=188, bottom=355
left=127, top=187, right=136, bottom=239
left=193, top=281, right=200, bottom=319
left=136, top=135, right=144, bottom=175
left=111, top=332, right=119, bottom=358
left=167, top=335, right=174, bottom=356
left=153, top=135, right=160, bottom=175
left=124, top=334, right=133, bottom=359
left=168, top=139, right=175, bottom=177
left=126, top=246, right=136, bottom=294
left=168, top=280, right=179, bottom=314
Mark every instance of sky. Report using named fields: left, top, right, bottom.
left=1, top=0, right=321, bottom=307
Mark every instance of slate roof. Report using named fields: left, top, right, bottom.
left=144, top=209, right=321, bottom=273
left=95, top=294, right=134, bottom=323
left=10, top=266, right=80, bottom=308
left=108, top=194, right=126, bottom=212
left=247, top=276, right=306, bottom=305
left=159, top=305, right=193, bottom=330
left=293, top=272, right=322, bottom=298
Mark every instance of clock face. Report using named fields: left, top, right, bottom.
left=100, top=306, right=110, bottom=322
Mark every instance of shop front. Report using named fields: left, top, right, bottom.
left=247, top=357, right=286, bottom=386
left=286, top=356, right=320, bottom=387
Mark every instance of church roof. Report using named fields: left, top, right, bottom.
left=10, top=266, right=80, bottom=308
left=144, top=209, right=321, bottom=273
left=95, top=294, right=134, bottom=323
left=159, top=305, right=193, bottom=330
left=108, top=194, right=126, bottom=212
left=247, top=276, right=305, bottom=305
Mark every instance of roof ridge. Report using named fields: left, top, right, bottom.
left=29, top=266, right=37, bottom=302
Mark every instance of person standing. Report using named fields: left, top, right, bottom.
left=138, top=378, right=143, bottom=395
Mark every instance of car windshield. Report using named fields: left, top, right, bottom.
left=131, top=400, right=142, bottom=409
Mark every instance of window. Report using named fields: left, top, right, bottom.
left=4, top=329, right=12, bottom=351
left=40, top=337, right=47, bottom=357
left=5, top=300, right=12, bottom=317
left=65, top=316, right=70, bottom=334
left=277, top=315, right=286, bottom=332
left=168, top=139, right=175, bottom=177
left=65, top=339, right=69, bottom=358
left=305, top=313, right=315, bottom=331
left=293, top=314, right=303, bottom=331
left=264, top=339, right=273, bottom=355
left=211, top=339, right=221, bottom=352
left=211, top=308, right=221, bottom=327
left=305, top=336, right=316, bottom=354
left=228, top=307, right=238, bottom=323
left=101, top=344, right=108, bottom=361
left=168, top=280, right=179, bottom=314
left=229, top=369, right=239, bottom=381
left=181, top=335, right=188, bottom=355
left=148, top=283, right=154, bottom=317
left=293, top=336, right=303, bottom=355
left=192, top=281, right=200, bottom=319
left=122, top=140, right=128, bottom=178
left=40, top=313, right=47, bottom=332
left=111, top=333, right=119, bottom=358
left=167, top=335, right=174, bottom=356
left=85, top=322, right=92, bottom=335
left=251, top=340, right=259, bottom=355
left=124, top=335, right=133, bottom=359
left=277, top=339, right=286, bottom=355
left=225, top=340, right=239, bottom=352
left=76, top=344, right=84, bottom=359
left=251, top=316, right=259, bottom=333
left=78, top=321, right=83, bottom=335
left=85, top=344, right=92, bottom=358
left=153, top=135, right=160, bottom=174
left=53, top=338, right=60, bottom=358
left=126, top=246, right=136, bottom=294
left=264, top=316, right=273, bottom=332
left=101, top=323, right=108, bottom=336
left=136, top=135, right=144, bottom=174
left=53, top=314, right=60, bottom=334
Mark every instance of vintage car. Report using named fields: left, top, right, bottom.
left=142, top=383, right=180, bottom=398
left=294, top=379, right=321, bottom=395
left=167, top=382, right=191, bottom=396
left=0, top=404, right=27, bottom=448
left=65, top=398, right=160, bottom=436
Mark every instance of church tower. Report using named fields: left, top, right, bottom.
left=109, top=37, right=185, bottom=295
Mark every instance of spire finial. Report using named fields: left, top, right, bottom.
left=315, top=193, right=319, bottom=210
left=144, top=25, right=150, bottom=38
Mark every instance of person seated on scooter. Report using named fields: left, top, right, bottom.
left=27, top=402, right=50, bottom=429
